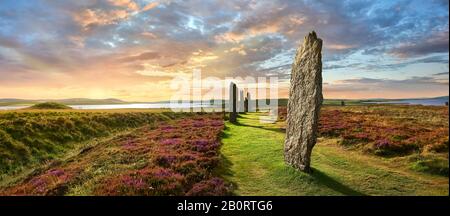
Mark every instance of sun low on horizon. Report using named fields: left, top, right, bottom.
left=0, top=0, right=448, bottom=102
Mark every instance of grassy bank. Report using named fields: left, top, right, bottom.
left=0, top=114, right=227, bottom=196
left=218, top=112, right=448, bottom=195
left=0, top=110, right=186, bottom=175
left=28, top=102, right=72, bottom=110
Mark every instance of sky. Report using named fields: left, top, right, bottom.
left=0, top=0, right=448, bottom=101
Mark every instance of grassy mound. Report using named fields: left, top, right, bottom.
left=29, top=102, right=72, bottom=110
left=0, top=110, right=187, bottom=175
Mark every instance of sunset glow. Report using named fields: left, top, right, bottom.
left=0, top=0, right=448, bottom=101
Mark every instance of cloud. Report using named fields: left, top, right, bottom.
left=325, top=76, right=449, bottom=99
left=119, top=51, right=161, bottom=62
left=323, top=54, right=449, bottom=72
left=225, top=44, right=247, bottom=55
left=72, top=0, right=160, bottom=31
left=0, top=0, right=449, bottom=100
left=0, top=35, right=21, bottom=49
left=389, top=30, right=449, bottom=57
left=108, top=0, right=139, bottom=11
left=141, top=2, right=159, bottom=12
left=161, top=60, right=187, bottom=68
left=337, top=76, right=448, bottom=86
left=433, top=72, right=449, bottom=76
left=74, top=9, right=130, bottom=30
left=323, top=63, right=361, bottom=70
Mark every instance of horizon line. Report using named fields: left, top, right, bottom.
left=1, top=95, right=448, bottom=104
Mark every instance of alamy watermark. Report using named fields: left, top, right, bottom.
left=169, top=69, right=279, bottom=123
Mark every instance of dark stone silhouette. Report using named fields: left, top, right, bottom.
left=341, top=100, right=345, bottom=106
left=244, top=93, right=249, bottom=113
left=229, top=82, right=237, bottom=123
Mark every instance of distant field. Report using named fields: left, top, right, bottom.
left=277, top=96, right=448, bottom=106
left=277, top=98, right=368, bottom=106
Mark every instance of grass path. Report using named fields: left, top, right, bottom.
left=218, top=113, right=448, bottom=196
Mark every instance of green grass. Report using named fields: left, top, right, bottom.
left=218, top=113, right=448, bottom=196
left=410, top=155, right=449, bottom=176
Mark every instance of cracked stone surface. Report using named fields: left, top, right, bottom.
left=284, top=31, right=323, bottom=173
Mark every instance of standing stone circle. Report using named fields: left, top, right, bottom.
left=284, top=31, right=323, bottom=173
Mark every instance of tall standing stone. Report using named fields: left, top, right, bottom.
left=229, top=82, right=237, bottom=123
left=239, top=90, right=245, bottom=113
left=244, top=92, right=249, bottom=113
left=284, top=31, right=323, bottom=173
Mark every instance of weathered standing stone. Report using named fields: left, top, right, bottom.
left=229, top=82, right=238, bottom=123
left=284, top=31, right=323, bottom=173
left=239, top=90, right=245, bottom=113
left=244, top=93, right=249, bottom=113
left=341, top=100, right=345, bottom=106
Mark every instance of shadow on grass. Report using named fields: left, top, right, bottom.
left=216, top=127, right=239, bottom=195
left=228, top=117, right=285, bottom=134
left=310, top=168, right=366, bottom=196
left=216, top=154, right=240, bottom=194
left=222, top=116, right=366, bottom=196
left=220, top=125, right=231, bottom=139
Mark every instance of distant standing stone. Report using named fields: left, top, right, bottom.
left=229, top=82, right=237, bottom=123
left=244, top=93, right=249, bottom=113
left=284, top=31, right=323, bottom=173
left=341, top=100, right=345, bottom=106
left=239, top=90, right=245, bottom=113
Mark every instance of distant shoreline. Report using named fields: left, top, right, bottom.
left=1, top=98, right=448, bottom=111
